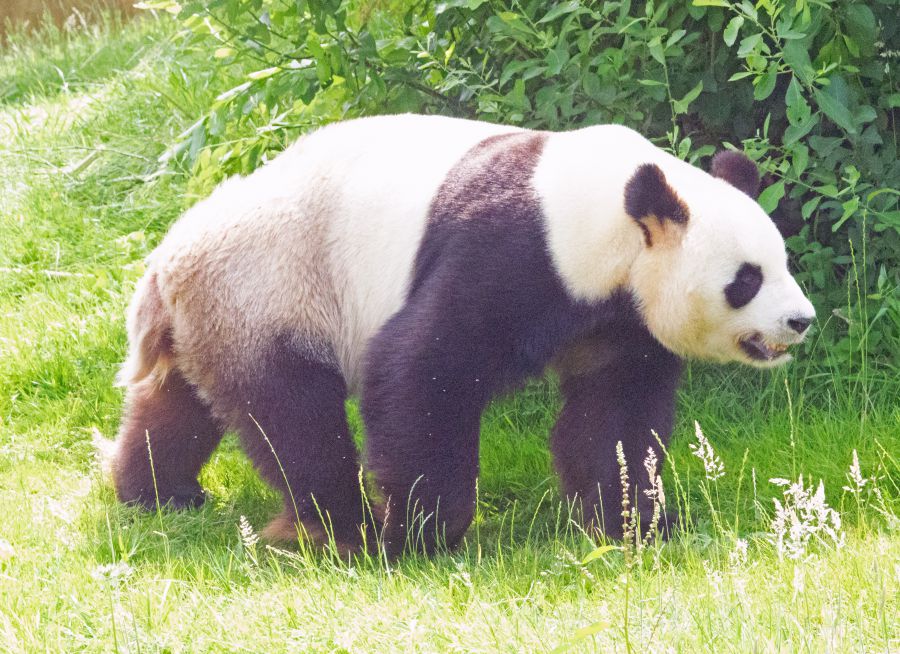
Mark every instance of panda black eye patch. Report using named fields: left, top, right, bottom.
left=725, top=263, right=763, bottom=309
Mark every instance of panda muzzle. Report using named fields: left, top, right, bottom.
left=739, top=332, right=791, bottom=362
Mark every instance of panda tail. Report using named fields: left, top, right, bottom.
left=115, top=270, right=174, bottom=387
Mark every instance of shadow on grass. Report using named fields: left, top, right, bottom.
left=82, top=433, right=590, bottom=580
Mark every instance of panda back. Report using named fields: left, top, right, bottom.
left=149, top=115, right=520, bottom=390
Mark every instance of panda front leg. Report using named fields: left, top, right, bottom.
left=551, top=334, right=682, bottom=540
left=366, top=410, right=481, bottom=558
left=361, top=308, right=488, bottom=557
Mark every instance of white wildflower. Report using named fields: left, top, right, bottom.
left=91, top=561, right=133, bottom=583
left=704, top=562, right=724, bottom=601
left=842, top=449, right=868, bottom=494
left=456, top=569, right=473, bottom=587
left=643, top=446, right=666, bottom=509
left=451, top=560, right=474, bottom=588
left=770, top=475, right=844, bottom=560
left=655, top=477, right=665, bottom=511
left=239, top=515, right=260, bottom=568
left=689, top=421, right=725, bottom=481
left=872, top=485, right=900, bottom=531
left=643, top=447, right=658, bottom=484
left=238, top=515, right=259, bottom=549
left=0, top=538, right=14, bottom=562
left=562, top=549, right=597, bottom=582
left=729, top=538, right=748, bottom=567
left=642, top=447, right=666, bottom=546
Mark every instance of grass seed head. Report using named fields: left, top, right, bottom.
left=616, top=441, right=635, bottom=562
left=690, top=421, right=725, bottom=481
left=842, top=449, right=868, bottom=494
left=770, top=476, right=844, bottom=560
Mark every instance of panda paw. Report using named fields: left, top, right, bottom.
left=121, top=485, right=206, bottom=511
left=259, top=511, right=363, bottom=558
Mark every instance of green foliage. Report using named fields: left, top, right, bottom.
left=144, top=0, right=898, bottom=371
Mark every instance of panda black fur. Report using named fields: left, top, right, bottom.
left=107, top=114, right=815, bottom=555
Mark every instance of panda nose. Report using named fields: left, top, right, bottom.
left=787, top=315, right=813, bottom=334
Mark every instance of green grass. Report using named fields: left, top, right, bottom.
left=1, top=12, right=898, bottom=653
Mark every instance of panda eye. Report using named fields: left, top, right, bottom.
left=725, top=263, right=763, bottom=309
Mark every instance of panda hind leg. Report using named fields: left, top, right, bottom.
left=219, top=338, right=371, bottom=554
left=112, top=368, right=224, bottom=510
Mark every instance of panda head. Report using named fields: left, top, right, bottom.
left=625, top=151, right=815, bottom=368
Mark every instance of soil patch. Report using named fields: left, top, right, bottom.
left=1, top=0, right=137, bottom=37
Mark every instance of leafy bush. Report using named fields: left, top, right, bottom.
left=139, top=0, right=898, bottom=369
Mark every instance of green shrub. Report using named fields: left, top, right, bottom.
left=139, top=0, right=898, bottom=368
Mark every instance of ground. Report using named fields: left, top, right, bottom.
left=0, top=12, right=897, bottom=653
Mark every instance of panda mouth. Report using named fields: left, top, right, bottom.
left=739, top=332, right=791, bottom=362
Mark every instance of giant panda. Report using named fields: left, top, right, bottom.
left=106, top=114, right=815, bottom=556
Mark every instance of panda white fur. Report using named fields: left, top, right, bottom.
left=108, top=114, right=815, bottom=555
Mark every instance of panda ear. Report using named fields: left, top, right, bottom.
left=624, top=163, right=690, bottom=248
left=711, top=150, right=760, bottom=199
